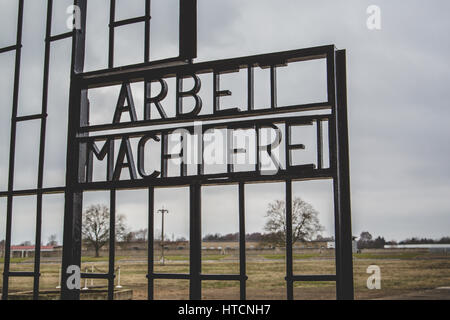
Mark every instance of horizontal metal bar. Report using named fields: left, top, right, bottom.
left=75, top=169, right=334, bottom=191
left=82, top=57, right=189, bottom=85
left=0, top=187, right=66, bottom=198
left=288, top=275, right=337, bottom=282
left=111, top=16, right=150, bottom=27
left=78, top=113, right=331, bottom=139
left=0, top=44, right=20, bottom=54
left=79, top=45, right=335, bottom=88
left=79, top=103, right=331, bottom=133
left=81, top=273, right=113, bottom=280
left=15, top=114, right=47, bottom=122
left=149, top=274, right=247, bottom=281
left=149, top=273, right=190, bottom=280
left=7, top=272, right=38, bottom=278
left=200, top=274, right=246, bottom=281
left=47, top=31, right=73, bottom=42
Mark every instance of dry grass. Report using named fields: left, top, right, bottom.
left=1, top=250, right=450, bottom=300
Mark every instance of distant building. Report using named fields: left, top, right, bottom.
left=10, top=245, right=56, bottom=258
left=385, top=244, right=450, bottom=254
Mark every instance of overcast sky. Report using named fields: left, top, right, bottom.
left=1, top=0, right=450, bottom=245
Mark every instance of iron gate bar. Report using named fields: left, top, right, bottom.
left=77, top=114, right=332, bottom=142
left=79, top=45, right=331, bottom=86
left=108, top=189, right=117, bottom=300
left=189, top=183, right=202, bottom=300
left=238, top=182, right=246, bottom=300
left=80, top=273, right=111, bottom=279
left=108, top=0, right=196, bottom=69
left=108, top=0, right=116, bottom=68
left=285, top=180, right=294, bottom=300
left=0, top=45, right=21, bottom=54
left=290, top=275, right=336, bottom=282
left=47, top=31, right=74, bottom=42
left=75, top=172, right=335, bottom=192
left=15, top=114, right=47, bottom=122
left=147, top=186, right=155, bottom=300
left=144, top=0, right=151, bottom=62
left=8, top=271, right=38, bottom=277
left=152, top=273, right=190, bottom=280
left=317, top=120, right=324, bottom=170
left=200, top=275, right=243, bottom=281
left=0, top=187, right=66, bottom=198
left=179, top=0, right=197, bottom=60
left=78, top=102, right=332, bottom=133
left=33, top=0, right=54, bottom=299
left=334, top=50, right=354, bottom=300
left=61, top=0, right=88, bottom=301
left=2, top=0, right=24, bottom=300
left=111, top=16, right=150, bottom=28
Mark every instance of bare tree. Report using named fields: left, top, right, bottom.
left=47, top=234, right=58, bottom=246
left=82, top=204, right=127, bottom=257
left=263, top=198, right=324, bottom=247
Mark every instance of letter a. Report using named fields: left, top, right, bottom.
left=113, top=82, right=138, bottom=124
left=367, top=5, right=381, bottom=30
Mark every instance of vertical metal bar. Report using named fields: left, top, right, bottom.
left=255, top=125, right=260, bottom=173
left=317, top=120, right=323, bottom=170
left=238, top=182, right=246, bottom=300
left=227, top=128, right=234, bottom=174
left=189, top=182, right=201, bottom=300
left=33, top=0, right=54, bottom=300
left=285, top=179, right=294, bottom=300
left=148, top=186, right=154, bottom=300
left=108, top=189, right=116, bottom=300
left=2, top=0, right=24, bottom=300
left=179, top=0, right=197, bottom=60
left=197, top=126, right=204, bottom=176
left=33, top=193, right=43, bottom=300
left=108, top=0, right=116, bottom=68
left=335, top=50, right=354, bottom=300
left=270, top=65, right=277, bottom=109
left=143, top=0, right=151, bottom=113
left=213, top=71, right=219, bottom=114
left=328, top=49, right=342, bottom=301
left=144, top=0, right=151, bottom=62
left=327, top=49, right=337, bottom=171
left=161, top=133, right=168, bottom=178
left=61, top=0, right=88, bottom=301
left=247, top=65, right=254, bottom=111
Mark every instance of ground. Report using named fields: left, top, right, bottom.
left=1, top=249, right=449, bottom=300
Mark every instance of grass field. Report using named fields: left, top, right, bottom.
left=1, top=249, right=449, bottom=300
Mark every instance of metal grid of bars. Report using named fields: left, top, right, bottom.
left=1, top=0, right=354, bottom=301
left=64, top=48, right=353, bottom=301
left=0, top=0, right=74, bottom=300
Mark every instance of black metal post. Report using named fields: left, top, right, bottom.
left=2, top=0, right=24, bottom=301
left=108, top=189, right=116, bottom=300
left=189, top=182, right=201, bottom=300
left=238, top=182, right=246, bottom=300
left=33, top=0, right=54, bottom=300
left=334, top=49, right=354, bottom=300
left=179, top=0, right=197, bottom=60
left=148, top=186, right=155, bottom=300
left=285, top=180, right=294, bottom=300
left=61, top=0, right=88, bottom=300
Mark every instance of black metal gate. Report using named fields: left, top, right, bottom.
left=1, top=0, right=354, bottom=300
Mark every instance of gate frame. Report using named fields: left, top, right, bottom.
left=0, top=0, right=353, bottom=301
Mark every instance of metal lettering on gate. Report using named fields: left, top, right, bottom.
left=0, top=0, right=354, bottom=300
